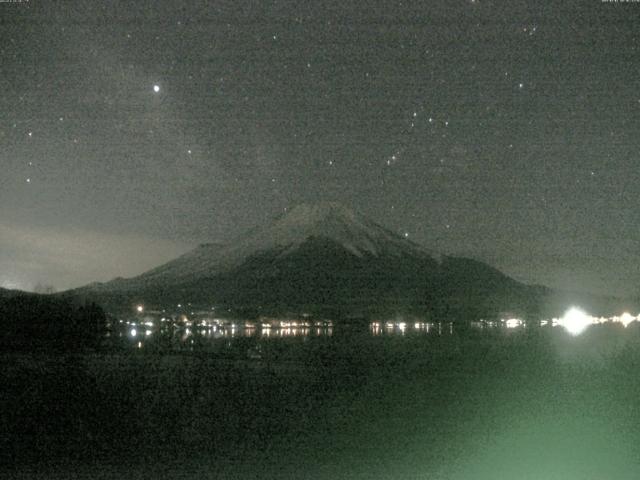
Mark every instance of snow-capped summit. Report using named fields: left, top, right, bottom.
left=240, top=201, right=430, bottom=259
left=73, top=202, right=543, bottom=318
left=119, top=202, right=432, bottom=287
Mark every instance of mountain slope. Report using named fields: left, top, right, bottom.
left=90, top=202, right=435, bottom=291
left=73, top=202, right=546, bottom=319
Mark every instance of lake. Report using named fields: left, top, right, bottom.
left=3, top=320, right=640, bottom=479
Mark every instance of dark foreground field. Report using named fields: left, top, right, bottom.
left=3, top=325, right=640, bottom=479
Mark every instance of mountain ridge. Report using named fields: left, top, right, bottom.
left=90, top=202, right=436, bottom=292
left=70, top=202, right=548, bottom=319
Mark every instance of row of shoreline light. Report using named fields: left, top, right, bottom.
left=501, top=307, right=639, bottom=336
left=132, top=304, right=637, bottom=338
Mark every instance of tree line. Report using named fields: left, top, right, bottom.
left=0, top=292, right=107, bottom=352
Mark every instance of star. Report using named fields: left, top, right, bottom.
left=153, top=85, right=160, bottom=93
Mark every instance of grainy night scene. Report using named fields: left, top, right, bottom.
left=2, top=1, right=640, bottom=478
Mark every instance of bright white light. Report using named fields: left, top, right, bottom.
left=560, top=307, right=591, bottom=336
left=136, top=305, right=144, bottom=313
left=619, top=312, right=636, bottom=328
left=504, top=318, right=522, bottom=329
left=153, top=84, right=160, bottom=93
left=130, top=328, right=137, bottom=337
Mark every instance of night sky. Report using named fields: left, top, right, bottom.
left=1, top=0, right=639, bottom=296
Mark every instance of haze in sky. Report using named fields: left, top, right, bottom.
left=1, top=0, right=638, bottom=297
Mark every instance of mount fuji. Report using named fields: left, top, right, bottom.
left=72, top=203, right=546, bottom=319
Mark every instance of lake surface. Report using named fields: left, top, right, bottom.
left=3, top=321, right=640, bottom=479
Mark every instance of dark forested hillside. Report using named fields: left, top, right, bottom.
left=0, top=289, right=106, bottom=351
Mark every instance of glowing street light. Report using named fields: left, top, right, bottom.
left=136, top=305, right=144, bottom=313
left=619, top=312, right=636, bottom=328
left=560, top=307, right=591, bottom=336
left=504, top=318, right=523, bottom=329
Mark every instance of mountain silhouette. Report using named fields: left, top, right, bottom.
left=72, top=203, right=547, bottom=319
